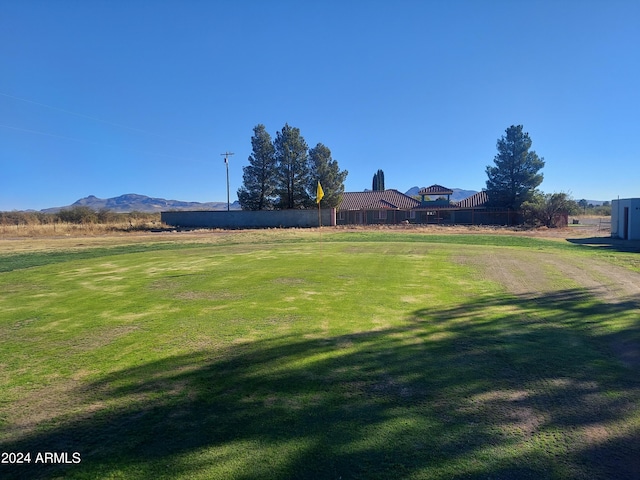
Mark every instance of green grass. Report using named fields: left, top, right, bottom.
left=0, top=242, right=208, bottom=273
left=1, top=232, right=639, bottom=479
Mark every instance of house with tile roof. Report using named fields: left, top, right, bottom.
left=336, top=185, right=518, bottom=225
left=337, top=190, right=420, bottom=225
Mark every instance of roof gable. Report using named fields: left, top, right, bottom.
left=453, top=191, right=488, bottom=208
left=339, top=190, right=421, bottom=211
left=418, top=184, right=454, bottom=195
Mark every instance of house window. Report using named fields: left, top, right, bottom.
left=379, top=210, right=387, bottom=220
left=410, top=210, right=416, bottom=219
left=338, top=211, right=345, bottom=221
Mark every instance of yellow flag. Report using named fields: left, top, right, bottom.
left=316, top=181, right=324, bottom=204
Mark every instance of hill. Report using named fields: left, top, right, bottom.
left=41, top=194, right=241, bottom=213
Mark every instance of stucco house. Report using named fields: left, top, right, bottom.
left=336, top=185, right=508, bottom=225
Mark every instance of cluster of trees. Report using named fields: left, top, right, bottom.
left=372, top=169, right=385, bottom=191
left=237, top=124, right=348, bottom=210
left=577, top=199, right=611, bottom=216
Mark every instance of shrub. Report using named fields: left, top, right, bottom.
left=521, top=192, right=578, bottom=228
left=56, top=206, right=98, bottom=224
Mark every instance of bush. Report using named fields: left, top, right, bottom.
left=56, top=206, right=98, bottom=224
left=521, top=192, right=578, bottom=228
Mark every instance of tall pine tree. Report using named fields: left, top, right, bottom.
left=274, top=124, right=311, bottom=209
left=237, top=124, right=277, bottom=210
left=485, top=125, right=544, bottom=209
left=308, top=143, right=348, bottom=208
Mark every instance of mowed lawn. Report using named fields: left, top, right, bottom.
left=1, top=231, right=639, bottom=479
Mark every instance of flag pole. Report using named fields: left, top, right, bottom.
left=319, top=200, right=323, bottom=264
left=317, top=180, right=324, bottom=263
left=316, top=180, right=324, bottom=228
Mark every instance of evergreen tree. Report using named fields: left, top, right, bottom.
left=274, top=124, right=311, bottom=209
left=485, top=125, right=545, bottom=209
left=308, top=143, right=348, bottom=208
left=237, top=124, right=277, bottom=210
left=372, top=169, right=385, bottom=191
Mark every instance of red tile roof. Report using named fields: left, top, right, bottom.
left=339, top=190, right=421, bottom=211
left=454, top=191, right=488, bottom=208
left=339, top=189, right=488, bottom=211
left=418, top=184, right=454, bottom=195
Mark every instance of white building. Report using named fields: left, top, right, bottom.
left=611, top=198, right=640, bottom=240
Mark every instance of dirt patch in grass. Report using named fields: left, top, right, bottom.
left=459, top=248, right=640, bottom=370
left=173, top=291, right=243, bottom=301
left=550, top=258, right=640, bottom=303
left=3, top=377, right=103, bottom=444
left=459, top=248, right=640, bottom=301
left=459, top=249, right=554, bottom=295
left=273, top=277, right=307, bottom=285
left=460, top=389, right=544, bottom=438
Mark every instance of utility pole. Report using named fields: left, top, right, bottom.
left=221, top=152, right=234, bottom=211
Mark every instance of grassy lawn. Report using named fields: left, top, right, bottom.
left=1, top=230, right=639, bottom=479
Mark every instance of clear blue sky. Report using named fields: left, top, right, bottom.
left=1, top=0, right=638, bottom=211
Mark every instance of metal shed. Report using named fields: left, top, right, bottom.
left=611, top=198, right=640, bottom=240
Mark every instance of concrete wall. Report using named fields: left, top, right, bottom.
left=161, top=208, right=336, bottom=229
left=611, top=198, right=640, bottom=240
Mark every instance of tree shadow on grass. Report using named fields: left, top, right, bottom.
left=2, top=288, right=639, bottom=480
left=567, top=236, right=640, bottom=253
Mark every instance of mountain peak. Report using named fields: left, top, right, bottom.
left=44, top=194, right=240, bottom=213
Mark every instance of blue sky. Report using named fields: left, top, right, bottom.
left=1, top=0, right=638, bottom=211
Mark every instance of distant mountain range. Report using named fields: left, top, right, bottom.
left=404, top=187, right=478, bottom=202
left=41, top=194, right=241, bottom=213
